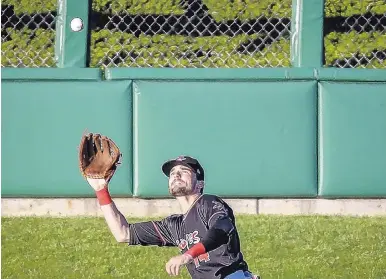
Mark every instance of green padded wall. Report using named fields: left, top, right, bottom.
left=318, top=82, right=386, bottom=197
left=2, top=80, right=133, bottom=197
left=133, top=80, right=317, bottom=198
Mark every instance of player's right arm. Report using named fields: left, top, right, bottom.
left=88, top=178, right=176, bottom=246
left=100, top=202, right=131, bottom=242
left=87, top=178, right=131, bottom=242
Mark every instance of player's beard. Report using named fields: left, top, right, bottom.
left=169, top=179, right=193, bottom=196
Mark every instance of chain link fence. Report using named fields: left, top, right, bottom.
left=89, top=0, right=292, bottom=68
left=324, top=1, right=386, bottom=69
left=1, top=1, right=57, bottom=68
left=3, top=0, right=385, bottom=69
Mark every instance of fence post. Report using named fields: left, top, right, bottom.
left=55, top=0, right=90, bottom=67
left=290, top=0, right=325, bottom=68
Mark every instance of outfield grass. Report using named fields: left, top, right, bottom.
left=2, top=215, right=386, bottom=279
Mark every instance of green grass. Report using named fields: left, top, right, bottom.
left=2, top=215, right=386, bottom=279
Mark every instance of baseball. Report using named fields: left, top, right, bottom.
left=70, top=18, right=83, bottom=32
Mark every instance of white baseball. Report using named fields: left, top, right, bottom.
left=70, top=18, right=83, bottom=32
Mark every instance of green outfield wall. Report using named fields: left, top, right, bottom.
left=2, top=68, right=386, bottom=198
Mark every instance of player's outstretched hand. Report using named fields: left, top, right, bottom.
left=165, top=254, right=193, bottom=276
left=87, top=178, right=108, bottom=192
left=78, top=133, right=121, bottom=189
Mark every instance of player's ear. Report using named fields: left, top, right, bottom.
left=196, top=180, right=204, bottom=192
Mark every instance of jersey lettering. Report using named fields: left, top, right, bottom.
left=176, top=239, right=188, bottom=250
left=176, top=230, right=211, bottom=268
left=177, top=230, right=200, bottom=249
left=186, top=230, right=200, bottom=245
left=193, top=252, right=210, bottom=268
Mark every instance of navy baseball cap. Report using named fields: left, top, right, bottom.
left=162, top=155, right=205, bottom=181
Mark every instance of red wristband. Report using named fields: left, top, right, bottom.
left=95, top=188, right=112, bottom=206
left=184, top=242, right=206, bottom=258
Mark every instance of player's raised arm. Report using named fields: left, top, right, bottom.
left=87, top=178, right=178, bottom=247
left=78, top=133, right=176, bottom=246
left=87, top=178, right=131, bottom=242
left=78, top=133, right=130, bottom=241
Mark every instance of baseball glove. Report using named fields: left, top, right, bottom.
left=78, top=133, right=121, bottom=182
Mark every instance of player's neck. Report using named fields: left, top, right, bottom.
left=176, top=193, right=201, bottom=214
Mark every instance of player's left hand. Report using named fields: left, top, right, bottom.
left=165, top=254, right=193, bottom=276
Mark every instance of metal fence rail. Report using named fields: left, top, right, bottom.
left=1, top=2, right=57, bottom=67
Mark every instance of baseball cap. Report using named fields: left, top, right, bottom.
left=162, top=155, right=205, bottom=181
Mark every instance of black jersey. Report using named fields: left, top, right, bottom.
left=128, top=194, right=249, bottom=279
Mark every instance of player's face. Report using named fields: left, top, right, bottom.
left=168, top=165, right=197, bottom=196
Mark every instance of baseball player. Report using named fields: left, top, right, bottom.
left=85, top=150, right=258, bottom=278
